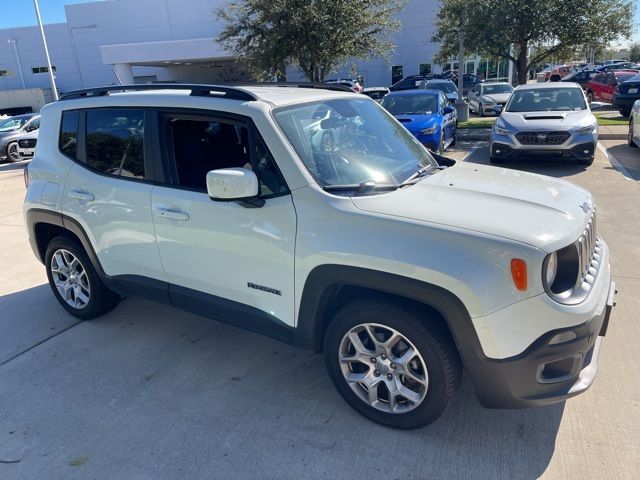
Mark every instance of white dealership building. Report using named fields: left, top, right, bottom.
left=0, top=0, right=508, bottom=98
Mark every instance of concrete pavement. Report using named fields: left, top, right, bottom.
left=1, top=143, right=639, bottom=479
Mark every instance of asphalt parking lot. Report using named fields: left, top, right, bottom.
left=1, top=141, right=639, bottom=480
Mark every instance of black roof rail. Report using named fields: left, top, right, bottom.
left=59, top=84, right=258, bottom=101
left=227, top=81, right=354, bottom=93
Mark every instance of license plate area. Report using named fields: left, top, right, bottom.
left=628, top=88, right=638, bottom=94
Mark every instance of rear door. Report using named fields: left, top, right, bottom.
left=61, top=108, right=166, bottom=283
left=149, top=110, right=297, bottom=330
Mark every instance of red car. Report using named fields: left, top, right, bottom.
left=586, top=70, right=639, bottom=103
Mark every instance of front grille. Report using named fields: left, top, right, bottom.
left=18, top=138, right=37, bottom=148
left=516, top=131, right=570, bottom=145
left=576, top=210, right=600, bottom=291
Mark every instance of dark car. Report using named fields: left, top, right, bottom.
left=0, top=113, right=40, bottom=162
left=561, top=70, right=598, bottom=89
left=389, top=75, right=429, bottom=92
left=613, top=73, right=640, bottom=117
left=595, top=62, right=637, bottom=73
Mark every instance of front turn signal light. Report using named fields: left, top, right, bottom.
left=511, top=258, right=527, bottom=291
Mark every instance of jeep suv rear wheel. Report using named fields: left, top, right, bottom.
left=45, top=236, right=120, bottom=320
left=324, top=299, right=462, bottom=429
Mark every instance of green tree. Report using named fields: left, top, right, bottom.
left=433, top=0, right=634, bottom=85
left=629, top=42, right=640, bottom=63
left=216, top=0, right=405, bottom=82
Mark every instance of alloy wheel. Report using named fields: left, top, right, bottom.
left=338, top=323, right=429, bottom=414
left=7, top=143, right=20, bottom=162
left=50, top=249, right=91, bottom=309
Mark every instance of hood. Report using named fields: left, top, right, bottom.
left=445, top=92, right=458, bottom=101
left=14, top=130, right=39, bottom=140
left=351, top=162, right=593, bottom=252
left=0, top=129, right=21, bottom=140
left=393, top=114, right=438, bottom=134
left=482, top=92, right=511, bottom=104
left=500, top=109, right=595, bottom=130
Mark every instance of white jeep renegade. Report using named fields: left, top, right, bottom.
left=24, top=84, right=615, bottom=429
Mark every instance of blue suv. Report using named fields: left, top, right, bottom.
left=381, top=90, right=457, bottom=153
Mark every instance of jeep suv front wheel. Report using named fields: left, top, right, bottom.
left=324, top=300, right=462, bottom=429
left=45, top=236, right=120, bottom=320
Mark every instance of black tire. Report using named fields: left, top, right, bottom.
left=586, top=91, right=594, bottom=103
left=324, top=299, right=462, bottom=429
left=6, top=142, right=20, bottom=163
left=619, top=108, right=631, bottom=118
left=629, top=118, right=638, bottom=148
left=45, top=236, right=120, bottom=320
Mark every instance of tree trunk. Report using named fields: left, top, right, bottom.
left=516, top=43, right=528, bottom=85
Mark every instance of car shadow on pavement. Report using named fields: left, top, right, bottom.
left=605, top=144, right=640, bottom=181
left=0, top=287, right=563, bottom=480
left=0, top=160, right=28, bottom=173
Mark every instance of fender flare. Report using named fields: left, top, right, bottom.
left=293, top=264, right=483, bottom=360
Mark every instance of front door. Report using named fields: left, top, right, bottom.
left=150, top=111, right=297, bottom=331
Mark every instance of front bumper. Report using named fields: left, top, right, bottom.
left=490, top=127, right=597, bottom=161
left=466, top=280, right=615, bottom=408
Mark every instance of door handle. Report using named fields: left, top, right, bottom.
left=153, top=208, right=190, bottom=221
left=68, top=190, right=95, bottom=202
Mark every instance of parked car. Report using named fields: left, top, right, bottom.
left=380, top=89, right=457, bottom=153
left=418, top=79, right=459, bottom=103
left=325, top=78, right=363, bottom=93
left=595, top=62, right=636, bottom=73
left=16, top=129, right=39, bottom=159
left=0, top=113, right=40, bottom=162
left=612, top=73, right=640, bottom=117
left=460, top=73, right=481, bottom=96
left=628, top=99, right=640, bottom=147
left=362, top=87, right=389, bottom=102
left=467, top=82, right=514, bottom=116
left=490, top=82, right=601, bottom=165
left=538, top=65, right=574, bottom=82
left=561, top=70, right=598, bottom=89
left=24, top=83, right=614, bottom=429
left=586, top=71, right=638, bottom=103
left=389, top=74, right=426, bottom=92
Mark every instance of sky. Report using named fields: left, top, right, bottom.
left=0, top=0, right=638, bottom=44
left=0, top=0, right=93, bottom=29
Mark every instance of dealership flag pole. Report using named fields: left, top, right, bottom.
left=33, top=0, right=59, bottom=100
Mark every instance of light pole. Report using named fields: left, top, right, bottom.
left=7, top=39, right=26, bottom=89
left=33, top=0, right=58, bottom=100
left=69, top=24, right=97, bottom=89
left=455, top=9, right=469, bottom=122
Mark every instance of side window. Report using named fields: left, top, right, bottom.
left=85, top=109, right=145, bottom=179
left=169, top=118, right=250, bottom=191
left=253, top=134, right=288, bottom=197
left=25, top=117, right=40, bottom=132
left=59, top=110, right=79, bottom=159
left=167, top=116, right=288, bottom=196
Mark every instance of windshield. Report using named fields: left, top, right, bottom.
left=0, top=117, right=28, bottom=132
left=380, top=93, right=438, bottom=115
left=506, top=88, right=586, bottom=112
left=273, top=98, right=437, bottom=189
left=426, top=82, right=457, bottom=94
left=482, top=84, right=513, bottom=95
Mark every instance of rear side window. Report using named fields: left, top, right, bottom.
left=59, top=110, right=79, bottom=159
left=86, top=109, right=145, bottom=179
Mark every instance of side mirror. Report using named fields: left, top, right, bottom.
left=589, top=102, right=603, bottom=110
left=206, top=168, right=263, bottom=207
left=442, top=106, right=455, bottom=115
left=493, top=105, right=503, bottom=113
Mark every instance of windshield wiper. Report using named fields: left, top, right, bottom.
left=323, top=181, right=399, bottom=193
left=401, top=164, right=438, bottom=185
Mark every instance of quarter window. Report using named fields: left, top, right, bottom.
left=85, top=109, right=145, bottom=179
left=59, top=110, right=79, bottom=159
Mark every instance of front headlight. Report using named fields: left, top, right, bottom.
left=494, top=126, right=510, bottom=136
left=576, top=124, right=597, bottom=135
left=421, top=126, right=437, bottom=135
left=545, top=251, right=557, bottom=286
